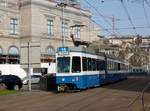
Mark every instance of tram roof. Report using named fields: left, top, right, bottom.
left=57, top=46, right=127, bottom=64
left=68, top=47, right=105, bottom=56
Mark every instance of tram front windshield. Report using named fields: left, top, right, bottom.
left=57, top=57, right=70, bottom=73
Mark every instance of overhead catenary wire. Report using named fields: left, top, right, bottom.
left=93, top=0, right=150, bottom=35
left=142, top=0, right=150, bottom=28
left=37, top=1, right=142, bottom=36
left=102, top=26, right=150, bottom=30
left=77, top=6, right=115, bottom=36
left=4, top=0, right=150, bottom=36
left=41, top=3, right=114, bottom=36
left=83, top=0, right=122, bottom=36
left=120, top=0, right=138, bottom=35
left=90, top=18, right=114, bottom=35
left=144, top=0, right=150, bottom=8
left=32, top=11, right=114, bottom=36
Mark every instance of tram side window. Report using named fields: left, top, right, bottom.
left=109, top=62, right=112, bottom=70
left=107, top=61, right=110, bottom=70
left=88, top=58, right=92, bottom=71
left=97, top=60, right=105, bottom=71
left=82, top=57, right=88, bottom=71
left=91, top=58, right=96, bottom=71
left=112, top=62, right=115, bottom=71
left=111, top=62, right=115, bottom=71
left=112, top=62, right=116, bottom=71
left=110, top=62, right=113, bottom=70
left=107, top=61, right=113, bottom=71
left=118, top=63, right=121, bottom=70
left=120, top=64, right=124, bottom=70
left=72, top=57, right=81, bottom=73
left=96, top=60, right=99, bottom=70
left=114, top=63, right=118, bottom=71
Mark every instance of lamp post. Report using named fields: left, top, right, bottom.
left=57, top=2, right=67, bottom=47
left=28, top=42, right=31, bottom=92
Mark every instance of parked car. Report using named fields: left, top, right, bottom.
left=22, top=75, right=42, bottom=85
left=0, top=75, right=23, bottom=90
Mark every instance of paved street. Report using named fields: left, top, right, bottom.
left=0, top=76, right=150, bottom=111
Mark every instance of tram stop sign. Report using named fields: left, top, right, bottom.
left=20, top=42, right=41, bottom=68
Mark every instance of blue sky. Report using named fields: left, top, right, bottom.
left=80, top=0, right=150, bottom=36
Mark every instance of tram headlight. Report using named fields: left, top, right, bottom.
left=76, top=76, right=79, bottom=81
left=62, top=78, right=65, bottom=81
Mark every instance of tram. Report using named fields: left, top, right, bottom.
left=56, top=47, right=128, bottom=92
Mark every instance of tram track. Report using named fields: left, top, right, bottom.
left=54, top=78, right=140, bottom=111
left=0, top=91, right=67, bottom=110
left=0, top=76, right=150, bottom=111
left=59, top=77, right=150, bottom=111
left=76, top=79, right=143, bottom=111
left=126, top=77, right=150, bottom=111
left=54, top=89, right=120, bottom=111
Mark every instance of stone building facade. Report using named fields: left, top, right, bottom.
left=0, top=0, right=100, bottom=77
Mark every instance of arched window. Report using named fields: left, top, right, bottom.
left=47, top=47, right=55, bottom=56
left=0, top=48, right=2, bottom=55
left=8, top=46, right=19, bottom=64
left=8, top=46, right=19, bottom=55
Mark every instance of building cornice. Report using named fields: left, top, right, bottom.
left=0, top=7, right=19, bottom=14
left=0, top=35, right=20, bottom=40
left=41, top=36, right=73, bottom=42
left=22, top=0, right=91, bottom=18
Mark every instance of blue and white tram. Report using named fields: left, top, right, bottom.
left=56, top=47, right=128, bottom=92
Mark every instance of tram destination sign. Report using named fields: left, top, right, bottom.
left=58, top=47, right=70, bottom=56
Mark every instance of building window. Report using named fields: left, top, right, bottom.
left=10, top=18, right=18, bottom=35
left=8, top=46, right=19, bottom=64
left=62, top=22, right=69, bottom=37
left=0, top=48, right=2, bottom=55
left=0, top=16, right=2, bottom=23
left=0, top=47, right=4, bottom=64
left=47, top=47, right=55, bottom=56
left=8, top=46, right=19, bottom=55
left=47, top=19, right=54, bottom=36
left=74, top=26, right=81, bottom=38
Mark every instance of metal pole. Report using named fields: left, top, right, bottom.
left=4, top=0, right=7, bottom=8
left=62, top=5, right=66, bottom=47
left=28, top=42, right=31, bottom=92
left=58, top=2, right=67, bottom=47
left=61, top=5, right=64, bottom=47
left=112, top=15, right=115, bottom=35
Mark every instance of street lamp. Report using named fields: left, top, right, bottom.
left=57, top=2, right=67, bottom=47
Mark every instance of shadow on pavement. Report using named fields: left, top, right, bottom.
left=102, top=76, right=150, bottom=93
